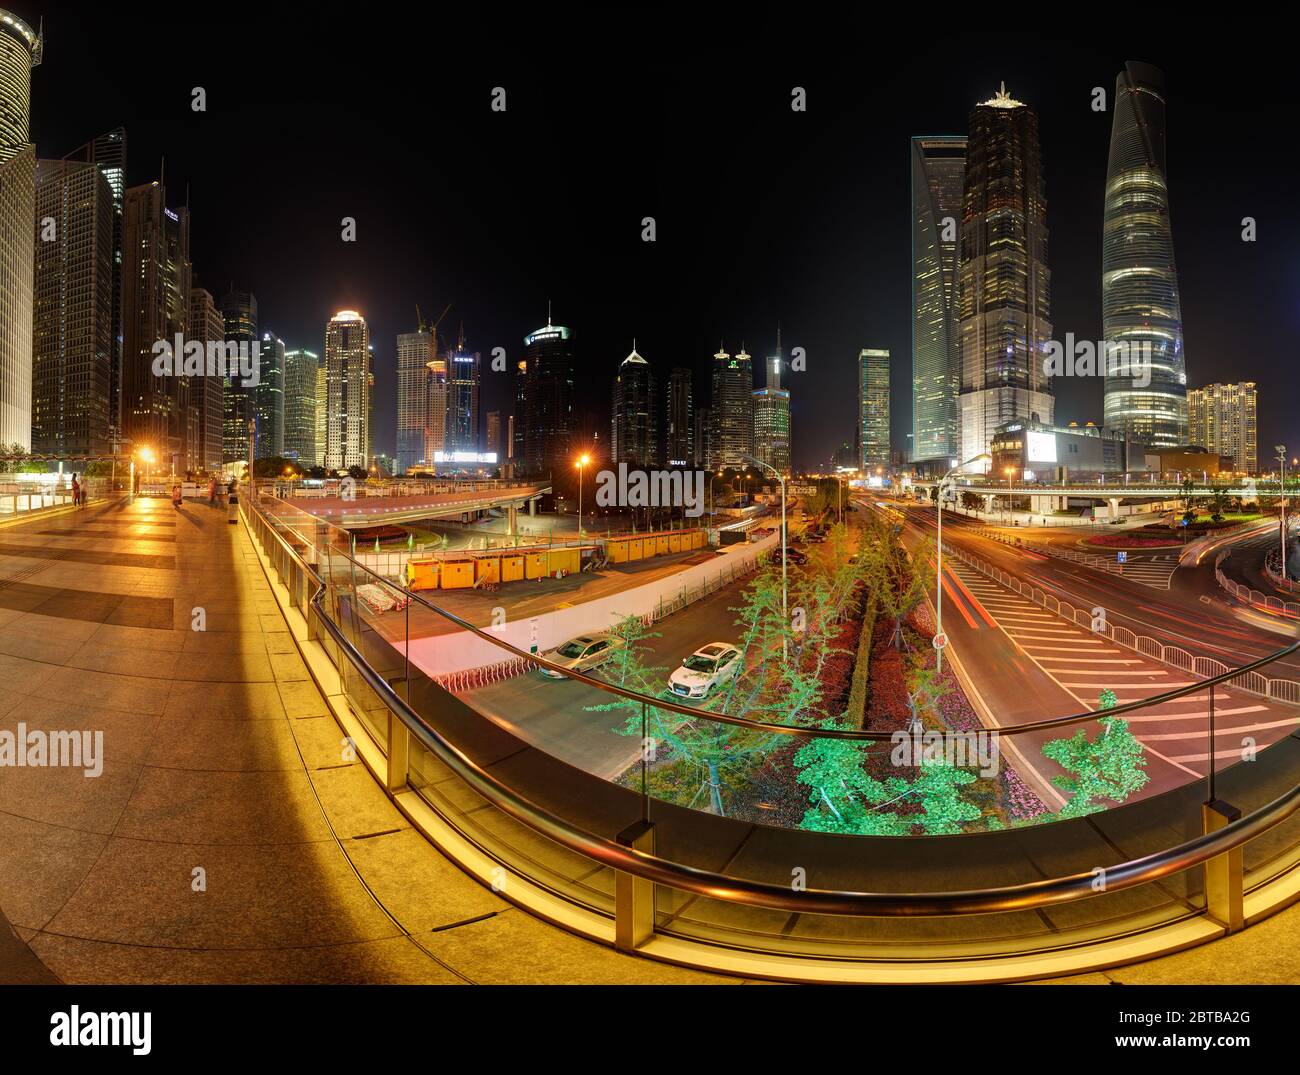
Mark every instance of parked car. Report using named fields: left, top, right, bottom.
left=668, top=643, right=743, bottom=699
left=781, top=546, right=809, bottom=565
left=540, top=634, right=625, bottom=679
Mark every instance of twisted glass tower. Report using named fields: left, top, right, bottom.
left=1102, top=62, right=1187, bottom=448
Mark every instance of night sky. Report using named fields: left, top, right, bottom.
left=24, top=5, right=1300, bottom=469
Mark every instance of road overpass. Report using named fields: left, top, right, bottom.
left=281, top=481, right=551, bottom=531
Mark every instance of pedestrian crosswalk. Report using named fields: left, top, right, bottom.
left=945, top=558, right=1291, bottom=780
left=1117, top=553, right=1181, bottom=590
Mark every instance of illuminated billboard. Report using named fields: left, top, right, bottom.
left=1025, top=431, right=1057, bottom=464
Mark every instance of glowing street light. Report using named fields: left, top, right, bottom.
left=575, top=453, right=591, bottom=537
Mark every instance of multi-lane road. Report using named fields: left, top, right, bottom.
left=883, top=497, right=1299, bottom=806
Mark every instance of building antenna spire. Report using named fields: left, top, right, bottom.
left=547, top=299, right=552, bottom=327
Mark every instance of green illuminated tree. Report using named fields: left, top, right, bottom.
left=794, top=720, right=910, bottom=835
left=1042, top=690, right=1149, bottom=818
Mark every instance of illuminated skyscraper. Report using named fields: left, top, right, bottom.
left=122, top=181, right=190, bottom=467
left=710, top=344, right=753, bottom=468
left=395, top=320, right=436, bottom=473
left=32, top=159, right=113, bottom=457
left=1102, top=62, right=1187, bottom=448
left=957, top=84, right=1053, bottom=464
left=220, top=290, right=257, bottom=461
left=63, top=127, right=126, bottom=442
left=610, top=344, right=657, bottom=466
left=323, top=310, right=369, bottom=470
left=911, top=135, right=965, bottom=465
left=521, top=313, right=575, bottom=475
left=1188, top=382, right=1256, bottom=475
left=665, top=366, right=693, bottom=467
left=186, top=282, right=225, bottom=472
left=253, top=331, right=285, bottom=458
left=752, top=344, right=791, bottom=475
left=859, top=348, right=891, bottom=470
left=283, top=348, right=318, bottom=464
left=0, top=10, right=40, bottom=449
left=447, top=327, right=481, bottom=454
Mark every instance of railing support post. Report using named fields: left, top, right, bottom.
left=1202, top=799, right=1245, bottom=932
left=387, top=714, right=410, bottom=792
left=615, top=819, right=655, bottom=951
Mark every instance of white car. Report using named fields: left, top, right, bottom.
left=669, top=643, right=742, bottom=699
left=540, top=634, right=624, bottom=679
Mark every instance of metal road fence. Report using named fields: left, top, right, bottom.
left=946, top=541, right=1300, bottom=707
left=1218, top=549, right=1300, bottom=620
left=980, top=528, right=1125, bottom=572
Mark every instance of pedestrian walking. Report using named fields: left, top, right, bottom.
left=172, top=483, right=183, bottom=510
left=70, top=474, right=80, bottom=508
left=208, top=477, right=218, bottom=507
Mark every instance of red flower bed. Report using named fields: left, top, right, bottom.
left=1083, top=533, right=1183, bottom=549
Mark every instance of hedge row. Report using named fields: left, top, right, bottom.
left=844, top=596, right=878, bottom=729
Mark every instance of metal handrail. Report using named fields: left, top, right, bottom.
left=242, top=494, right=1300, bottom=916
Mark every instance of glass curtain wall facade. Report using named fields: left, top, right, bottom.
left=1102, top=62, right=1187, bottom=448
left=957, top=85, right=1053, bottom=464
left=911, top=136, right=965, bottom=466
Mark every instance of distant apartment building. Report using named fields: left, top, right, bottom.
left=1188, top=382, right=1257, bottom=474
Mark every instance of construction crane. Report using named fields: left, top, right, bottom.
left=415, top=303, right=452, bottom=337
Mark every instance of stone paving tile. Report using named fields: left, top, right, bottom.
left=41, top=836, right=402, bottom=952
left=28, top=932, right=464, bottom=985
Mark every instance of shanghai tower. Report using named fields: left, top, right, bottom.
left=1102, top=62, right=1187, bottom=448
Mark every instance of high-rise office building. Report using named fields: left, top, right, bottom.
left=486, top=411, right=502, bottom=460
left=665, top=366, right=693, bottom=467
left=709, top=344, right=753, bottom=469
left=63, top=127, right=126, bottom=444
left=323, top=310, right=369, bottom=470
left=314, top=360, right=326, bottom=466
left=121, top=181, right=190, bottom=469
left=1102, top=62, right=1188, bottom=449
left=220, top=290, right=257, bottom=461
left=1188, top=382, right=1257, bottom=475
left=694, top=405, right=712, bottom=471
left=911, top=135, right=965, bottom=466
left=0, top=11, right=40, bottom=450
left=511, top=359, right=526, bottom=463
left=395, top=320, right=437, bottom=474
left=610, top=344, right=657, bottom=466
left=859, top=348, right=891, bottom=471
left=521, top=314, right=575, bottom=475
left=283, top=348, right=318, bottom=464
left=184, top=281, right=225, bottom=472
left=447, top=328, right=481, bottom=454
left=752, top=347, right=791, bottom=476
left=32, top=158, right=113, bottom=457
left=252, top=331, right=284, bottom=458
left=365, top=363, right=374, bottom=468
left=957, top=84, right=1053, bottom=464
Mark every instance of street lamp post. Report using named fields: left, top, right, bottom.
left=936, top=453, right=990, bottom=674
left=575, top=453, right=590, bottom=538
left=1277, top=446, right=1289, bottom=576
left=747, top=456, right=787, bottom=663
